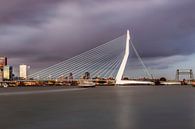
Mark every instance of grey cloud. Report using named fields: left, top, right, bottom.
left=144, top=55, right=188, bottom=70
left=0, top=0, right=195, bottom=72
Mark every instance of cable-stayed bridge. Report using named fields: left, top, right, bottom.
left=29, top=30, right=154, bottom=85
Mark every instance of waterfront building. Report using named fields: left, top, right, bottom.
left=0, top=57, right=8, bottom=81
left=19, top=65, right=29, bottom=79
left=0, top=70, right=3, bottom=81
left=0, top=57, right=7, bottom=70
left=3, top=65, right=13, bottom=80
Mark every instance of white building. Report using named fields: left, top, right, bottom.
left=19, top=65, right=29, bottom=79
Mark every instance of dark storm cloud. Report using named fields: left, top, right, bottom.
left=0, top=0, right=64, bottom=24
left=0, top=0, right=195, bottom=71
left=132, top=0, right=195, bottom=57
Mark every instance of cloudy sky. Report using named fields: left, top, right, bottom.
left=0, top=0, right=195, bottom=79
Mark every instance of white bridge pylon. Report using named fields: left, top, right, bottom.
left=116, top=30, right=154, bottom=85
left=115, top=30, right=130, bottom=84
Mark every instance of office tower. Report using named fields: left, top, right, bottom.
left=0, top=57, right=7, bottom=69
left=19, top=65, right=29, bottom=79
left=3, top=65, right=13, bottom=80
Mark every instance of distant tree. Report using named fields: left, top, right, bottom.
left=68, top=73, right=73, bottom=80
left=160, top=77, right=167, bottom=81
left=84, top=72, right=90, bottom=79
left=123, top=77, right=129, bottom=80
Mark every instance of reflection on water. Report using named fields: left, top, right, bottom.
left=116, top=87, right=137, bottom=129
left=115, top=86, right=195, bottom=129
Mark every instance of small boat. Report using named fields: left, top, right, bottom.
left=160, top=81, right=181, bottom=85
left=78, top=80, right=96, bottom=88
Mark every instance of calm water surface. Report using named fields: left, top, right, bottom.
left=0, top=86, right=194, bottom=129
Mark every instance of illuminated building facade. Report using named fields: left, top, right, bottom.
left=19, top=65, right=28, bottom=79
left=3, top=65, right=13, bottom=80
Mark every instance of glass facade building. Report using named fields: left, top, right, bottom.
left=3, top=65, right=13, bottom=80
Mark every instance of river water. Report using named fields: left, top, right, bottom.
left=0, top=86, right=194, bottom=129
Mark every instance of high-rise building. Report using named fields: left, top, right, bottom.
left=19, top=65, right=29, bottom=79
left=3, top=65, right=13, bottom=80
left=0, top=57, right=7, bottom=69
left=0, top=57, right=7, bottom=81
left=0, top=70, right=3, bottom=81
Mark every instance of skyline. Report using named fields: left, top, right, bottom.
left=0, top=0, right=195, bottom=79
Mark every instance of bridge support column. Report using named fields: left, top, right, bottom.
left=115, top=30, right=130, bottom=85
